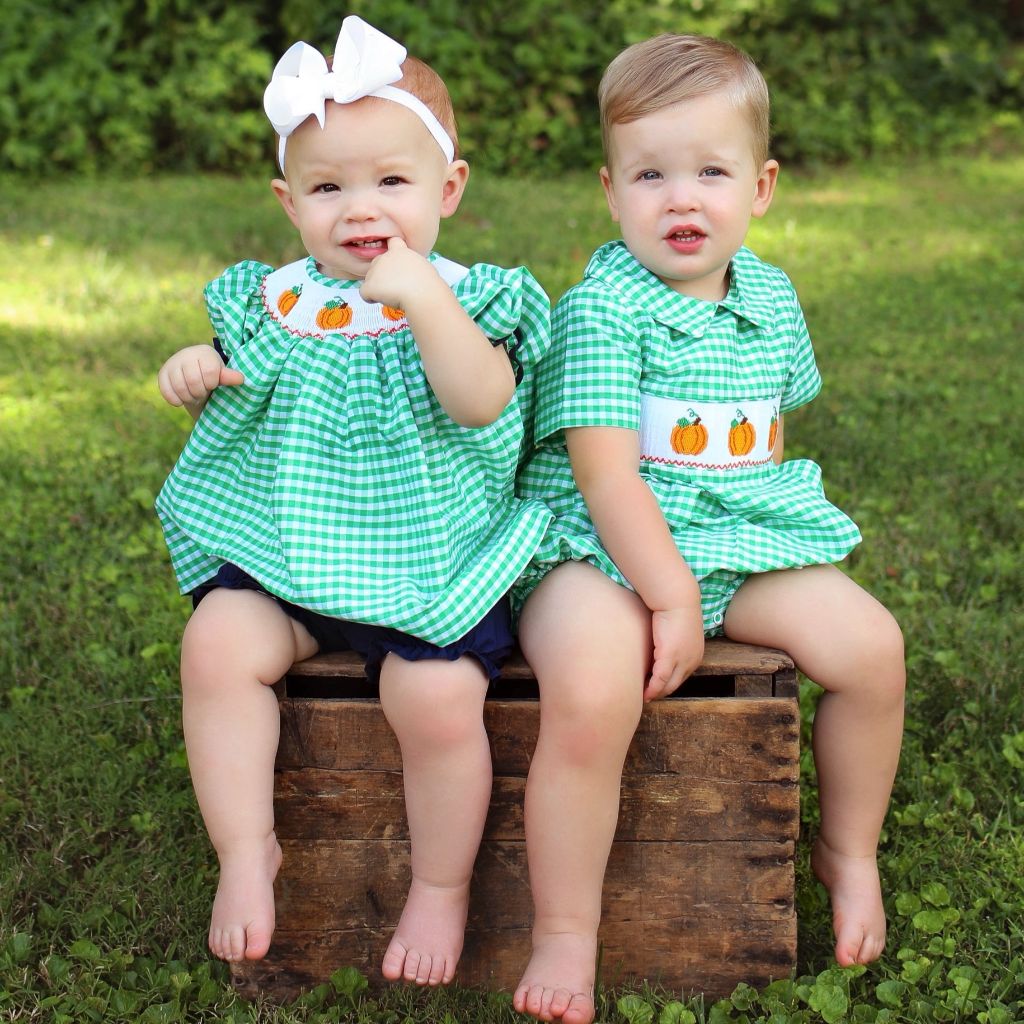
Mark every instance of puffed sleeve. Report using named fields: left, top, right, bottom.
left=203, top=260, right=274, bottom=360
left=452, top=263, right=552, bottom=385
left=534, top=279, right=643, bottom=443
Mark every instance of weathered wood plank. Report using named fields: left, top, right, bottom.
left=283, top=637, right=795, bottom=683
left=734, top=673, right=772, bottom=697
left=231, top=902, right=796, bottom=1001
left=272, top=770, right=798, bottom=843
left=270, top=839, right=794, bottom=932
left=774, top=668, right=800, bottom=698
left=234, top=639, right=802, bottom=1003
left=276, top=697, right=800, bottom=779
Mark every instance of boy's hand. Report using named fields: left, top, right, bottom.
left=644, top=605, right=705, bottom=702
left=359, top=237, right=441, bottom=311
left=158, top=345, right=244, bottom=409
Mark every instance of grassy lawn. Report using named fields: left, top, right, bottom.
left=1, top=152, right=1023, bottom=1022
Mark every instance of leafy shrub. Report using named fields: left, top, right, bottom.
left=723, top=0, right=1023, bottom=164
left=1, top=0, right=1021, bottom=175
left=0, top=0, right=274, bottom=174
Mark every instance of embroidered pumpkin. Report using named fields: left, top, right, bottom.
left=277, top=285, right=301, bottom=315
left=382, top=305, right=406, bottom=322
left=728, top=409, right=756, bottom=456
left=670, top=411, right=708, bottom=456
left=316, top=298, right=353, bottom=330
left=768, top=407, right=779, bottom=451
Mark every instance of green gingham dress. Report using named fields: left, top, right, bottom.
left=156, top=254, right=553, bottom=646
left=514, top=241, right=861, bottom=634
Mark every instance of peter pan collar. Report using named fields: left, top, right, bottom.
left=260, top=255, right=468, bottom=339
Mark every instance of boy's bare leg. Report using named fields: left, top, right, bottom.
left=379, top=655, right=491, bottom=986
left=180, top=588, right=317, bottom=962
left=724, top=564, right=905, bottom=966
left=514, top=563, right=652, bottom=1024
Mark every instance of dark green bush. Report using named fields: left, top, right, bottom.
left=0, top=0, right=274, bottom=174
left=2, top=0, right=1021, bottom=176
left=725, top=0, right=1024, bottom=163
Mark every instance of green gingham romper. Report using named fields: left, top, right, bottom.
left=156, top=254, right=553, bottom=646
left=514, top=241, right=861, bottom=635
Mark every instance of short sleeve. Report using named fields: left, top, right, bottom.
left=775, top=275, right=822, bottom=413
left=535, top=280, right=643, bottom=442
left=203, top=260, right=274, bottom=359
left=452, top=263, right=551, bottom=384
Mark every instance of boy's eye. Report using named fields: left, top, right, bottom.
left=315, top=183, right=339, bottom=193
left=380, top=175, right=405, bottom=187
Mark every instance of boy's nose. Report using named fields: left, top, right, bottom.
left=666, top=181, right=700, bottom=213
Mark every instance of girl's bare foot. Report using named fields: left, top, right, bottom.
left=208, top=832, right=282, bottom=962
left=811, top=836, right=887, bottom=966
left=513, top=931, right=597, bottom=1024
left=381, top=877, right=470, bottom=986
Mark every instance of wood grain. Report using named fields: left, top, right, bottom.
left=231, top=638, right=801, bottom=1002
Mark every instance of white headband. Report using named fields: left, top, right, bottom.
left=263, top=15, right=455, bottom=171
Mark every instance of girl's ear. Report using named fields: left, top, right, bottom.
left=599, top=167, right=620, bottom=222
left=271, top=179, right=300, bottom=229
left=752, top=159, right=779, bottom=218
left=440, top=160, right=470, bottom=219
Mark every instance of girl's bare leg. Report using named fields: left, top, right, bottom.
left=514, top=563, right=654, bottom=1024
left=378, top=655, right=491, bottom=986
left=724, top=564, right=905, bottom=966
left=180, top=588, right=318, bottom=961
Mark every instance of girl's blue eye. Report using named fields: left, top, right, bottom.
left=639, top=170, right=661, bottom=182
left=701, top=167, right=724, bottom=177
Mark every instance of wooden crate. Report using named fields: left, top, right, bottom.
left=231, top=638, right=799, bottom=1001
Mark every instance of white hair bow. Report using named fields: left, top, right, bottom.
left=263, top=15, right=455, bottom=170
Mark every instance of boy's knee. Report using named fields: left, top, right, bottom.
left=856, top=609, right=905, bottom=704
left=541, top=674, right=643, bottom=762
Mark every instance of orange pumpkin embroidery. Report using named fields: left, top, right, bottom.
left=382, top=305, right=406, bottom=322
left=728, top=409, right=756, bottom=456
left=670, top=410, right=708, bottom=456
left=277, top=285, right=301, bottom=315
left=315, top=298, right=353, bottom=330
left=768, top=407, right=779, bottom=451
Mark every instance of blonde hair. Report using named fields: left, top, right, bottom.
left=394, top=56, right=459, bottom=154
left=324, top=52, right=460, bottom=157
left=599, top=34, right=770, bottom=169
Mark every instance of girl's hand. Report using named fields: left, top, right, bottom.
left=358, top=237, right=440, bottom=312
left=157, top=345, right=244, bottom=416
left=645, top=605, right=705, bottom=702
left=358, top=237, right=513, bottom=426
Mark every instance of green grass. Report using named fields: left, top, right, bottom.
left=2, top=153, right=1023, bottom=1023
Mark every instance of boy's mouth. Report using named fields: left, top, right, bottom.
left=665, top=226, right=707, bottom=253
left=666, top=226, right=705, bottom=241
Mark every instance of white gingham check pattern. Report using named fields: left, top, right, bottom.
left=514, top=241, right=861, bottom=632
left=157, top=256, right=553, bottom=645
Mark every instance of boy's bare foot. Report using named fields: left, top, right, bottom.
left=811, top=836, right=887, bottom=966
left=381, top=877, right=470, bottom=986
left=208, top=833, right=282, bottom=962
left=513, top=931, right=597, bottom=1024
